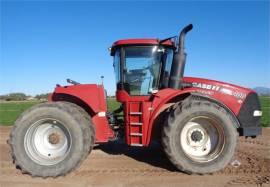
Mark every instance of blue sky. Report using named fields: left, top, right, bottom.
left=0, top=1, right=269, bottom=96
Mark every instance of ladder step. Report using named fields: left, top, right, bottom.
left=130, top=122, right=143, bottom=126
left=131, top=143, right=143, bottom=147
left=129, top=112, right=142, bottom=115
left=130, top=133, right=143, bottom=136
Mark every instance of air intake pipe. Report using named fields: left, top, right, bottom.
left=169, top=24, right=193, bottom=89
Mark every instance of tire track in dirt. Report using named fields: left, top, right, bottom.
left=238, top=138, right=270, bottom=147
left=221, top=135, right=270, bottom=187
left=225, top=175, right=270, bottom=187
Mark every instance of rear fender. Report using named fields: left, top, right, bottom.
left=49, top=84, right=114, bottom=143
left=49, top=84, right=107, bottom=113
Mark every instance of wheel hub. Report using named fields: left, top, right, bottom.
left=48, top=132, right=61, bottom=145
left=191, top=130, right=203, bottom=142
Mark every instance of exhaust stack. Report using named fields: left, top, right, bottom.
left=169, top=24, right=193, bottom=89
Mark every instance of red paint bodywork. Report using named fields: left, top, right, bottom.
left=49, top=77, right=254, bottom=146
left=116, top=76, right=254, bottom=146
left=112, top=39, right=174, bottom=48
left=51, top=84, right=107, bottom=113
left=183, top=77, right=253, bottom=115
left=49, top=84, right=114, bottom=143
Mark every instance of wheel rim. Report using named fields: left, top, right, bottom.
left=24, top=118, right=72, bottom=166
left=180, top=116, right=225, bottom=162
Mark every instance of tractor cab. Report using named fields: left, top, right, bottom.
left=111, top=39, right=176, bottom=96
left=111, top=24, right=194, bottom=103
left=109, top=25, right=194, bottom=146
left=110, top=39, right=178, bottom=146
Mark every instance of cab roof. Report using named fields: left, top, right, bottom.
left=111, top=38, right=175, bottom=55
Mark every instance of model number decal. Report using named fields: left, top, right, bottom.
left=232, top=92, right=246, bottom=99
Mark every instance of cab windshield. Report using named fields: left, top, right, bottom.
left=113, top=46, right=173, bottom=95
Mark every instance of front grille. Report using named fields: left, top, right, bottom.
left=237, top=92, right=261, bottom=136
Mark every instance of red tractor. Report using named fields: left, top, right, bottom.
left=9, top=24, right=262, bottom=177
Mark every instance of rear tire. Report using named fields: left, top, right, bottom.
left=9, top=102, right=95, bottom=178
left=162, top=96, right=237, bottom=174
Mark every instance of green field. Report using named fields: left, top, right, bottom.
left=0, top=97, right=269, bottom=127
left=260, top=96, right=270, bottom=127
left=107, top=98, right=121, bottom=113
left=0, top=99, right=121, bottom=126
left=0, top=101, right=40, bottom=126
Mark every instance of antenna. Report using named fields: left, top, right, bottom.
left=101, top=75, right=104, bottom=86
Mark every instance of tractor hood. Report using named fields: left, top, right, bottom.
left=183, top=76, right=254, bottom=100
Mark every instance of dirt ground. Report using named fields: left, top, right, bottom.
left=0, top=126, right=269, bottom=187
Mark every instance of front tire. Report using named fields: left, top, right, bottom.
left=162, top=96, right=237, bottom=174
left=9, top=102, right=95, bottom=178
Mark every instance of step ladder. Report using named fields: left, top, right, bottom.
left=128, top=102, right=144, bottom=146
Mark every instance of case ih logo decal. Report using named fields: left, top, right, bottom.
left=192, top=83, right=220, bottom=91
left=192, top=82, right=246, bottom=99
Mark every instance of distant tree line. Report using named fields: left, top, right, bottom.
left=35, top=93, right=50, bottom=100
left=0, top=93, right=50, bottom=101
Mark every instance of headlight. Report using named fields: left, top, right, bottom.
left=253, top=110, right=262, bottom=117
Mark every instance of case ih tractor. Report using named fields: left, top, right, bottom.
left=9, top=24, right=262, bottom=177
